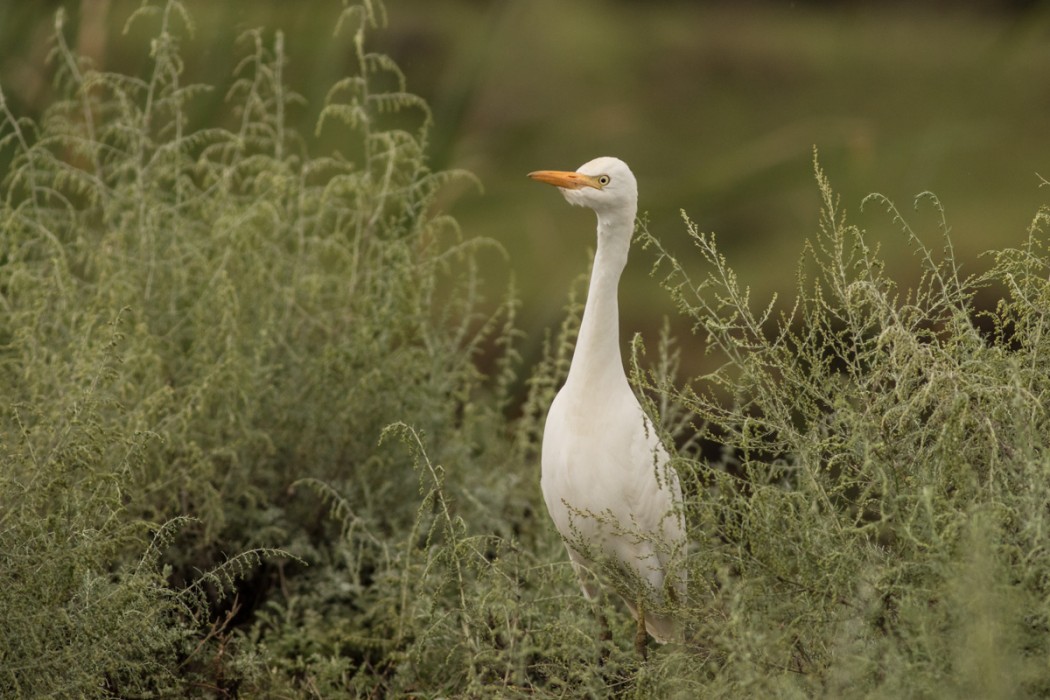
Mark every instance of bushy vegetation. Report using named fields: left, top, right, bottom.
left=637, top=164, right=1050, bottom=697
left=0, top=1, right=521, bottom=695
left=2, top=1, right=1049, bottom=697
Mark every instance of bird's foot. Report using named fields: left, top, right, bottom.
left=634, top=601, right=648, bottom=661
left=596, top=609, right=613, bottom=665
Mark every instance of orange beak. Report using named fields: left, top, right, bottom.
left=527, top=169, right=601, bottom=190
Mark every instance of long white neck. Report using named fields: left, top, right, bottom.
left=565, top=208, right=634, bottom=393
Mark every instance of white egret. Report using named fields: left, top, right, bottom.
left=528, top=157, right=686, bottom=653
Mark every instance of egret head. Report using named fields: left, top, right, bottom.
left=528, top=156, right=637, bottom=220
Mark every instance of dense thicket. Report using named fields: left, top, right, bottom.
left=0, top=1, right=522, bottom=695
left=637, top=167, right=1050, bottom=697
left=2, top=1, right=1049, bottom=697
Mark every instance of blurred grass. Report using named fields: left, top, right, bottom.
left=375, top=0, right=1050, bottom=363
left=3, top=0, right=1048, bottom=377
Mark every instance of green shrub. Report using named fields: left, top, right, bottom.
left=636, top=156, right=1050, bottom=697
left=1, top=0, right=517, bottom=695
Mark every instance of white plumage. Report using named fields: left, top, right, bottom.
left=529, top=157, right=686, bottom=645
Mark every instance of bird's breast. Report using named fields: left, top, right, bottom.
left=540, top=385, right=670, bottom=539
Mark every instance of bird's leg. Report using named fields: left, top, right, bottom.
left=595, top=606, right=612, bottom=665
left=634, top=598, right=648, bottom=661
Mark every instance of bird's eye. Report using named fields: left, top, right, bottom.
left=597, top=175, right=611, bottom=187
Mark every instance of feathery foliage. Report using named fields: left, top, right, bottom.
left=0, top=0, right=513, bottom=695
left=634, top=154, right=1050, bottom=697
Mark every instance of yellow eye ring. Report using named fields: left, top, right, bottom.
left=597, top=175, right=611, bottom=187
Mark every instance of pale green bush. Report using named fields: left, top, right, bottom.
left=635, top=158, right=1050, bottom=697
left=1, top=0, right=516, bottom=695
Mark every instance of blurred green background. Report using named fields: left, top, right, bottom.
left=3, top=0, right=1049, bottom=374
